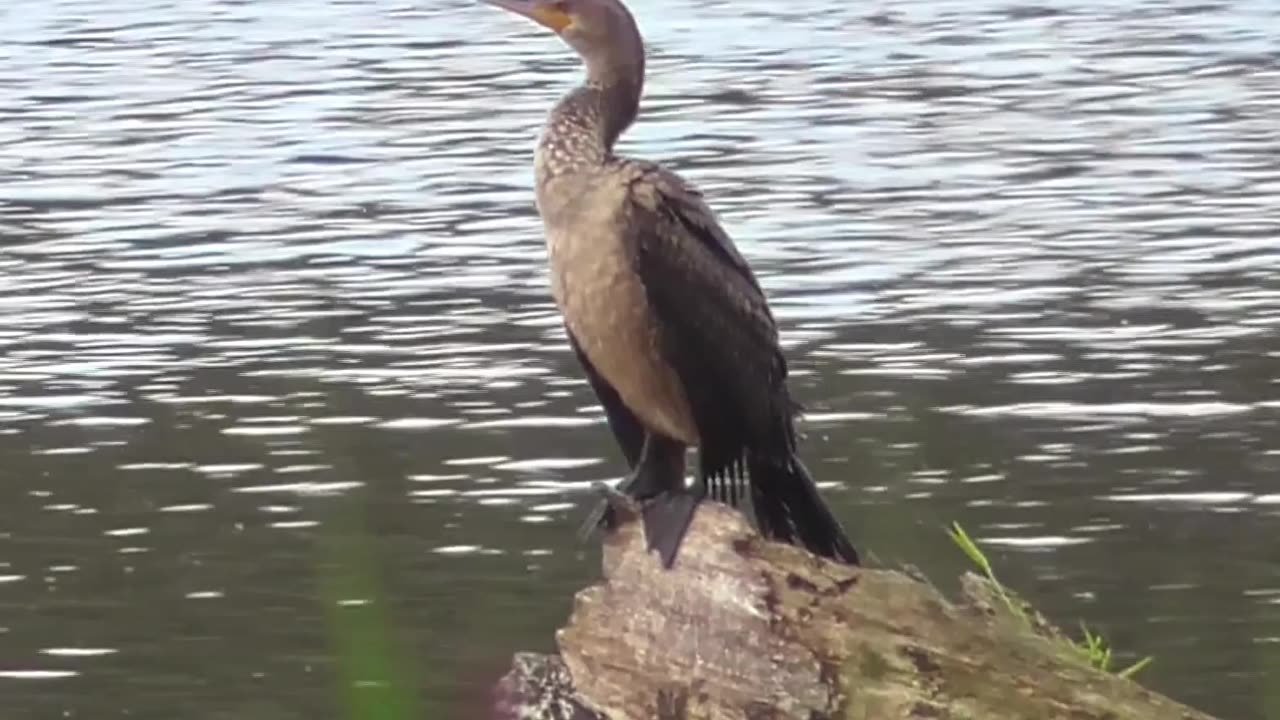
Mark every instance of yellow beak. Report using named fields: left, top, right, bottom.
left=483, top=0, right=573, bottom=33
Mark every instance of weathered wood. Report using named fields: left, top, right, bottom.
left=496, top=500, right=1219, bottom=720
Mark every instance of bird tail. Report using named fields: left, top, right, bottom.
left=747, top=453, right=859, bottom=565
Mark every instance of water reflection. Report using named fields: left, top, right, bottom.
left=2, top=0, right=1280, bottom=717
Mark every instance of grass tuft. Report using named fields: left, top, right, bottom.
left=947, top=521, right=1153, bottom=679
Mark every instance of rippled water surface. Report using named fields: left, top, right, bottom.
left=3, top=0, right=1280, bottom=717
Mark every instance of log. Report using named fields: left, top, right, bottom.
left=494, top=499, right=1220, bottom=720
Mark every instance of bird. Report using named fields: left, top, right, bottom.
left=481, top=0, right=859, bottom=568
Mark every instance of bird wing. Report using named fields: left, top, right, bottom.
left=621, top=161, right=797, bottom=491
left=631, top=163, right=762, bottom=294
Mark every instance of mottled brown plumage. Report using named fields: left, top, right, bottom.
left=482, top=0, right=858, bottom=567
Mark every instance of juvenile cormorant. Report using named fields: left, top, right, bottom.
left=482, top=0, right=860, bottom=568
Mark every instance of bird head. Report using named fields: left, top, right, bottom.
left=482, top=0, right=644, bottom=81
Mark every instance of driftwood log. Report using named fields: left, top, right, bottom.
left=493, top=499, right=1220, bottom=720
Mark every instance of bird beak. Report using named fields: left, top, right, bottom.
left=482, top=0, right=574, bottom=33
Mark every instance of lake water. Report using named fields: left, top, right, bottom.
left=2, top=0, right=1278, bottom=718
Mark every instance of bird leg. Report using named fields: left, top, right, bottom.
left=578, top=432, right=670, bottom=535
left=578, top=433, right=702, bottom=567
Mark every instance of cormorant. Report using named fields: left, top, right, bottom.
left=481, top=0, right=860, bottom=568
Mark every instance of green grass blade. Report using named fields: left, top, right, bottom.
left=947, top=522, right=994, bottom=577
left=1118, top=656, right=1154, bottom=679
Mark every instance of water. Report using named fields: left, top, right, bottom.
left=2, top=0, right=1279, bottom=717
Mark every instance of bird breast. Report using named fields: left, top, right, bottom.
left=538, top=175, right=699, bottom=446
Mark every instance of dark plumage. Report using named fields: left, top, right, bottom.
left=482, top=0, right=859, bottom=567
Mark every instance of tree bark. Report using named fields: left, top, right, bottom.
left=494, top=499, right=1219, bottom=720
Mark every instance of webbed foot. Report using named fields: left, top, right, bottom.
left=641, top=490, right=702, bottom=568
left=577, top=480, right=640, bottom=539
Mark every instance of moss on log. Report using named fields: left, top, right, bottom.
left=494, top=500, right=1219, bottom=720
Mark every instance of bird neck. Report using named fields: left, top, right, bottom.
left=537, top=73, right=641, bottom=178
